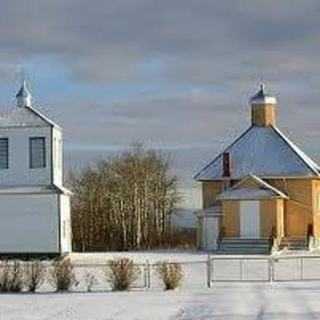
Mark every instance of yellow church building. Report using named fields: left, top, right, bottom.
left=195, top=85, right=320, bottom=254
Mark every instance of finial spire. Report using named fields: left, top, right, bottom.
left=16, top=80, right=32, bottom=107
left=250, top=83, right=277, bottom=127
left=250, top=83, right=276, bottom=105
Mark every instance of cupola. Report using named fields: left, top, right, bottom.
left=250, top=84, right=277, bottom=127
left=16, top=81, right=32, bottom=108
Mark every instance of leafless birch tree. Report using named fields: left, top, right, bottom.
left=70, top=145, right=179, bottom=251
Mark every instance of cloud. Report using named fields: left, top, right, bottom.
left=0, top=0, right=320, bottom=85
left=1, top=0, right=320, bottom=186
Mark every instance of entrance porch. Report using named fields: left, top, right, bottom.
left=215, top=175, right=290, bottom=253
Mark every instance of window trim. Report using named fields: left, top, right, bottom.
left=29, top=137, right=46, bottom=169
left=0, top=138, right=9, bottom=170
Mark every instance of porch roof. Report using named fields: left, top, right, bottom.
left=216, top=174, right=289, bottom=201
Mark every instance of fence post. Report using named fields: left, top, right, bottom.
left=146, top=260, right=151, bottom=289
left=207, top=254, right=212, bottom=288
left=269, top=256, right=273, bottom=284
left=144, top=261, right=148, bottom=289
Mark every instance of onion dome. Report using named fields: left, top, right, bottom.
left=16, top=80, right=32, bottom=107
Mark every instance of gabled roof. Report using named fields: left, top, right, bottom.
left=194, top=125, right=320, bottom=181
left=0, top=105, right=60, bottom=129
left=216, top=174, right=289, bottom=201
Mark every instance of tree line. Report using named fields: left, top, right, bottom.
left=70, top=145, right=180, bottom=251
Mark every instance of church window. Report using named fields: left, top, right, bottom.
left=30, top=137, right=46, bottom=168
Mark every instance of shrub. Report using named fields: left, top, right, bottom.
left=0, top=261, right=10, bottom=292
left=156, top=262, right=184, bottom=290
left=50, top=257, right=76, bottom=292
left=25, top=261, right=45, bottom=292
left=0, top=260, right=24, bottom=292
left=106, top=258, right=140, bottom=291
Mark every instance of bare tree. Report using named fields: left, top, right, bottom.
left=70, top=144, right=179, bottom=251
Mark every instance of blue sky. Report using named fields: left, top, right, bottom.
left=1, top=0, right=320, bottom=190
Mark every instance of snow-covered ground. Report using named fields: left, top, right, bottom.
left=2, top=283, right=320, bottom=319
left=70, top=251, right=320, bottom=285
left=2, top=252, right=320, bottom=319
left=70, top=251, right=209, bottom=291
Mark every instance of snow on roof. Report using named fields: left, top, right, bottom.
left=217, top=188, right=282, bottom=200
left=0, top=185, right=58, bottom=194
left=216, top=174, right=288, bottom=201
left=195, top=126, right=320, bottom=181
left=0, top=105, right=60, bottom=129
left=250, top=84, right=277, bottom=105
left=0, top=184, right=72, bottom=195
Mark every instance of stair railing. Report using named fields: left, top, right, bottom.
left=269, top=226, right=277, bottom=252
left=307, top=224, right=314, bottom=250
left=217, top=226, right=225, bottom=250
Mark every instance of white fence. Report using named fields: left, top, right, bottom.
left=73, top=260, right=208, bottom=291
left=2, top=256, right=320, bottom=292
left=73, top=255, right=320, bottom=291
left=208, top=255, right=320, bottom=286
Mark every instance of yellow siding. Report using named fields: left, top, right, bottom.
left=251, top=103, right=276, bottom=127
left=312, top=180, right=320, bottom=238
left=202, top=181, right=222, bottom=209
left=202, top=178, right=319, bottom=239
left=237, top=178, right=260, bottom=189
left=269, top=179, right=312, bottom=206
left=260, top=200, right=277, bottom=237
left=268, top=179, right=313, bottom=237
left=222, top=201, right=240, bottom=237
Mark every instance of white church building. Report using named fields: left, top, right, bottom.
left=0, top=82, right=72, bottom=257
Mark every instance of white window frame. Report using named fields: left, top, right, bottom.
left=29, top=137, right=46, bottom=169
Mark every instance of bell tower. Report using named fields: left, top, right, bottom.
left=250, top=84, right=277, bottom=127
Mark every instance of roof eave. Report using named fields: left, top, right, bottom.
left=25, top=106, right=62, bottom=130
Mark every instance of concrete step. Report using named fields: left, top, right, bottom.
left=218, top=248, right=269, bottom=254
left=218, top=238, right=270, bottom=254
left=220, top=238, right=269, bottom=244
left=279, top=237, right=308, bottom=250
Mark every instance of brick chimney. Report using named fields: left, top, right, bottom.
left=250, top=84, right=277, bottom=127
left=222, top=152, right=231, bottom=177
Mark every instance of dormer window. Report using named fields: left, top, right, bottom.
left=0, top=138, right=9, bottom=169
left=30, top=137, right=46, bottom=169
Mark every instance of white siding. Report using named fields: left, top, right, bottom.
left=52, top=127, right=63, bottom=186
left=60, top=194, right=72, bottom=253
left=0, top=127, right=52, bottom=186
left=200, top=216, right=220, bottom=250
left=0, top=194, right=59, bottom=253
